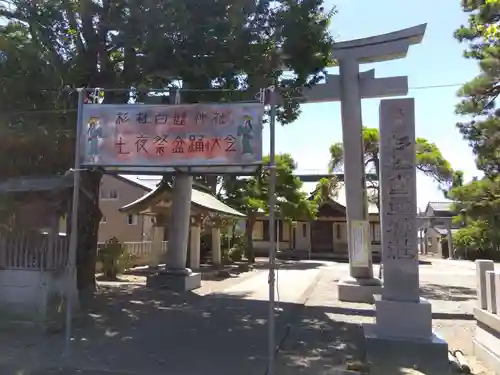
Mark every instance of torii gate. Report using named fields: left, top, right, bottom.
left=295, top=23, right=427, bottom=302
left=156, top=24, right=427, bottom=300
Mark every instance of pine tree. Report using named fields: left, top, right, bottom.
left=454, top=0, right=500, bottom=176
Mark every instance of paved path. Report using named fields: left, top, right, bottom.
left=0, top=258, right=493, bottom=375
left=223, top=261, right=327, bottom=303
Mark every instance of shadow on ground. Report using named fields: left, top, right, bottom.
left=420, top=283, right=476, bottom=302
left=0, top=283, right=360, bottom=375
left=0, top=282, right=456, bottom=375
left=254, top=260, right=326, bottom=271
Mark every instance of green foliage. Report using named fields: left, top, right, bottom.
left=220, top=153, right=317, bottom=262
left=228, top=244, right=245, bottom=262
left=0, top=0, right=335, bottom=172
left=313, top=176, right=341, bottom=204
left=451, top=0, right=500, bottom=254
left=222, top=153, right=317, bottom=220
left=453, top=221, right=490, bottom=252
left=98, top=237, right=132, bottom=280
left=328, top=127, right=454, bottom=208
left=454, top=0, right=500, bottom=177
left=0, top=0, right=334, bottom=285
left=449, top=177, right=500, bottom=251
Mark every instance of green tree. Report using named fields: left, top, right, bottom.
left=449, top=177, right=500, bottom=252
left=0, top=0, right=334, bottom=294
left=313, top=176, right=342, bottom=204
left=328, top=127, right=453, bottom=211
left=450, top=0, right=500, bottom=255
left=454, top=0, right=500, bottom=176
left=220, top=154, right=317, bottom=263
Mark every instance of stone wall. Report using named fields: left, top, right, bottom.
left=474, top=259, right=500, bottom=373
left=0, top=269, right=70, bottom=325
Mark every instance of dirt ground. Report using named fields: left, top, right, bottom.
left=0, top=259, right=495, bottom=375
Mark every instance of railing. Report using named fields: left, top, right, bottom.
left=0, top=231, right=68, bottom=270
left=98, top=241, right=168, bottom=266
left=473, top=260, right=500, bottom=373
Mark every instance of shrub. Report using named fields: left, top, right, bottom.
left=228, top=244, right=245, bottom=262
left=98, top=237, right=131, bottom=279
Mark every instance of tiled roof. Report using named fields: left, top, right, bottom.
left=308, top=182, right=379, bottom=215
left=117, top=175, right=245, bottom=218
left=117, top=175, right=162, bottom=191
left=427, top=201, right=454, bottom=213
left=333, top=184, right=379, bottom=215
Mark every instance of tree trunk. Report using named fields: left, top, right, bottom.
left=246, top=214, right=256, bottom=263
left=70, top=170, right=102, bottom=306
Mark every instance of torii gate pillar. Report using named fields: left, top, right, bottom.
left=313, top=24, right=427, bottom=302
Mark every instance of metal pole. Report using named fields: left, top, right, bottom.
left=64, top=88, right=85, bottom=358
left=267, top=86, right=277, bottom=375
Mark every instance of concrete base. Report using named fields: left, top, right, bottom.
left=474, top=307, right=500, bottom=374
left=373, top=295, right=432, bottom=339
left=337, top=277, right=382, bottom=304
left=474, top=339, right=500, bottom=375
left=147, top=272, right=201, bottom=291
left=364, top=324, right=449, bottom=373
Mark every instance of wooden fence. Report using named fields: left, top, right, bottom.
left=0, top=231, right=68, bottom=270
left=0, top=233, right=167, bottom=272
left=98, top=241, right=168, bottom=267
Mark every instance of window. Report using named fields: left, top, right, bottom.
left=127, top=214, right=138, bottom=225
left=100, top=215, right=107, bottom=224
left=336, top=224, right=341, bottom=240
left=262, top=220, right=283, bottom=241
left=263, top=220, right=269, bottom=241
left=302, top=223, right=307, bottom=237
left=100, top=189, right=119, bottom=200
left=252, top=221, right=264, bottom=240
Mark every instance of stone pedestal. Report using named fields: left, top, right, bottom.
left=364, top=99, right=447, bottom=370
left=365, top=296, right=448, bottom=369
left=364, top=323, right=448, bottom=373
left=337, top=277, right=382, bottom=303
left=147, top=270, right=201, bottom=291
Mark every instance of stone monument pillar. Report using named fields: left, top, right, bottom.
left=364, top=98, right=448, bottom=371
left=189, top=217, right=202, bottom=270
left=147, top=173, right=201, bottom=291
left=211, top=227, right=222, bottom=268
left=149, top=222, right=165, bottom=269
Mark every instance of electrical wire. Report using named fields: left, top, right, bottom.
left=0, top=81, right=468, bottom=117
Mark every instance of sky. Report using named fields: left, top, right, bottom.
left=264, top=0, right=481, bottom=211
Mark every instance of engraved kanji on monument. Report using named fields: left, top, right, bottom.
left=379, top=98, right=419, bottom=302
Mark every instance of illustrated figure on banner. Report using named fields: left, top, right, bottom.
left=86, top=117, right=104, bottom=164
left=237, top=114, right=256, bottom=157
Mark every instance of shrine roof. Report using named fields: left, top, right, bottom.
left=0, top=174, right=74, bottom=193
left=117, top=175, right=245, bottom=218
left=306, top=182, right=379, bottom=215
